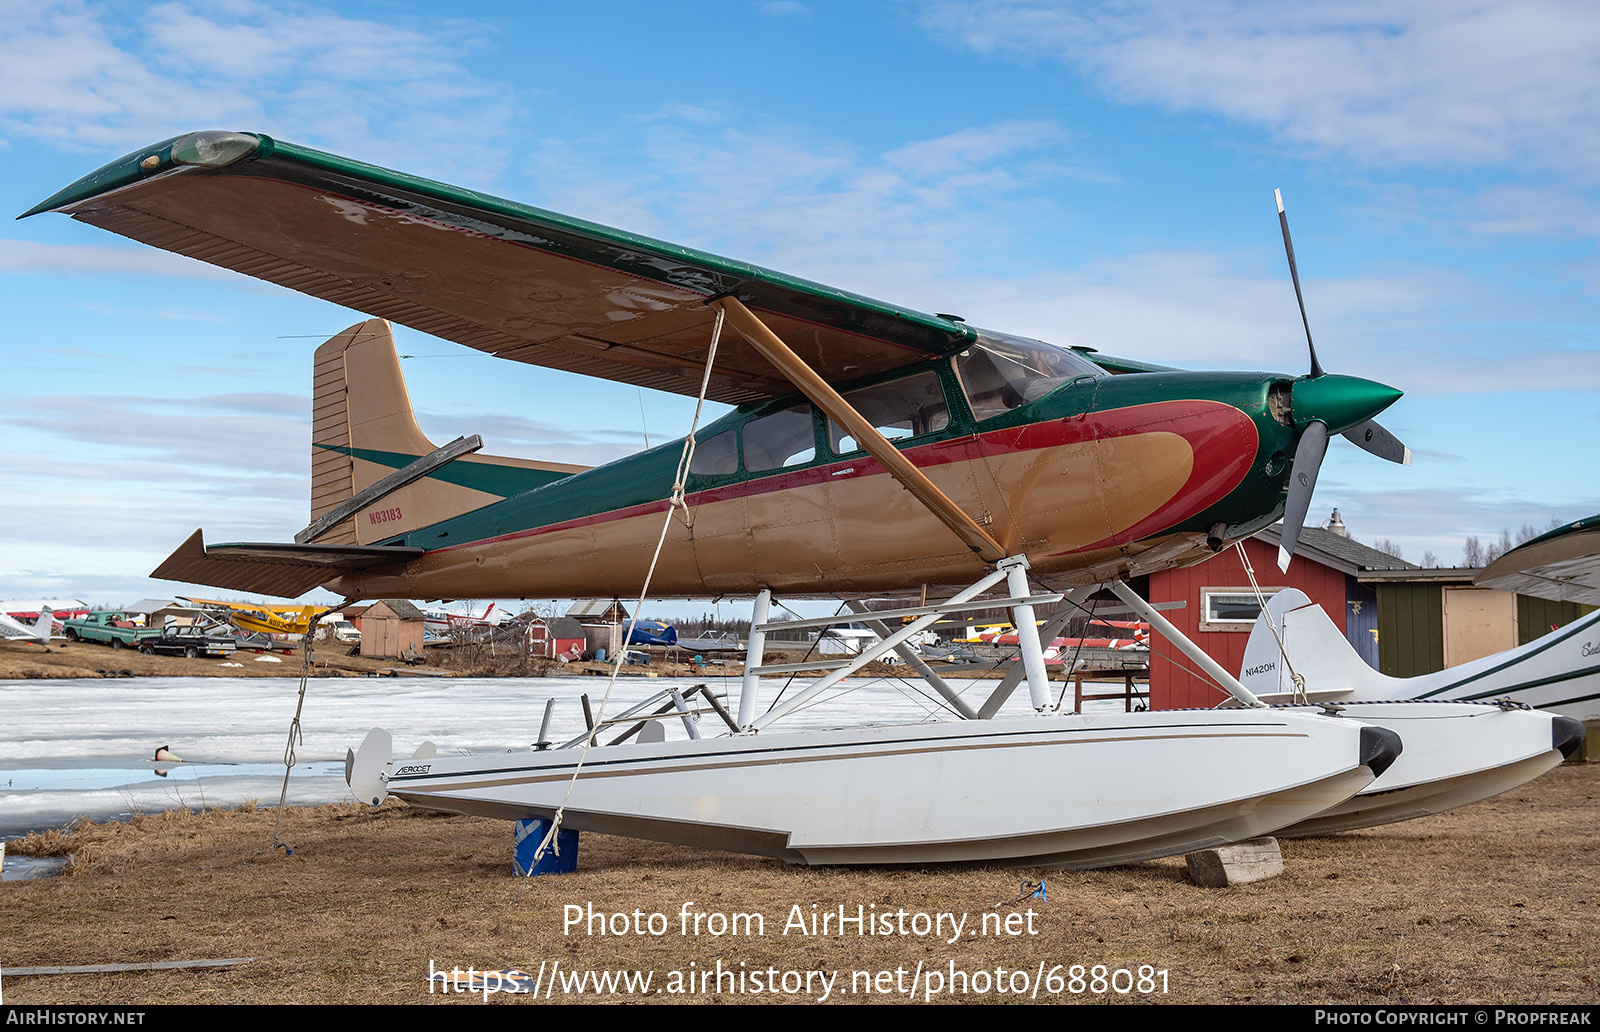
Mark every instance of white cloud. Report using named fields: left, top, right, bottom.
left=522, top=117, right=1088, bottom=293
left=1326, top=484, right=1600, bottom=567
left=0, top=239, right=240, bottom=278
left=417, top=410, right=667, bottom=468
left=0, top=392, right=308, bottom=474
left=919, top=0, right=1600, bottom=174
left=0, top=0, right=515, bottom=184
left=513, top=109, right=1600, bottom=397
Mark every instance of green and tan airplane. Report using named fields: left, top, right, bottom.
left=24, top=131, right=1410, bottom=608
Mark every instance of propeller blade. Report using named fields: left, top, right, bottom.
left=1276, top=188, right=1324, bottom=379
left=1341, top=419, right=1412, bottom=466
left=1278, top=420, right=1329, bottom=572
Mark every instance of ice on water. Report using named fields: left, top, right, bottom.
left=1, top=672, right=1074, bottom=837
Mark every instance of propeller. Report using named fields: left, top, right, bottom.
left=1273, top=189, right=1411, bottom=572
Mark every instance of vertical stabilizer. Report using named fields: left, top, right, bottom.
left=306, top=320, right=590, bottom=546
left=1239, top=589, right=1400, bottom=700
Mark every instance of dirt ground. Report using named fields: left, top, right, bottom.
left=4, top=761, right=1597, bottom=1006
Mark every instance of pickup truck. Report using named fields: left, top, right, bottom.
left=139, top=626, right=238, bottom=659
left=62, top=611, right=165, bottom=649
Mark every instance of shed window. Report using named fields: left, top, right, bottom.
left=1199, top=588, right=1282, bottom=632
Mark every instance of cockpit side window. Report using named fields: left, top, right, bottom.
left=742, top=405, right=818, bottom=473
left=828, top=369, right=950, bottom=455
left=687, top=428, right=740, bottom=476
left=954, top=331, right=1102, bottom=422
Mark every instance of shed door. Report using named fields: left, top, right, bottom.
left=1442, top=588, right=1517, bottom=667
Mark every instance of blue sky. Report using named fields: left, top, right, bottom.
left=3, top=0, right=1598, bottom=614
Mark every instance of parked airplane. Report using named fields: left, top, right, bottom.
left=2, top=600, right=89, bottom=623
left=1239, top=584, right=1600, bottom=723
left=422, top=603, right=505, bottom=638
left=1476, top=513, right=1600, bottom=607
left=180, top=597, right=326, bottom=637
left=1235, top=584, right=1586, bottom=834
left=24, top=131, right=1408, bottom=607
left=0, top=599, right=88, bottom=647
left=30, top=130, right=1418, bottom=867
left=1239, top=513, right=1600, bottom=723
left=0, top=609, right=58, bottom=647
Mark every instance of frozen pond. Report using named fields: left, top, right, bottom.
left=0, top=670, right=1104, bottom=840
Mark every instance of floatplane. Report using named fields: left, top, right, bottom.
left=1230, top=517, right=1596, bottom=836
left=29, top=130, right=1448, bottom=867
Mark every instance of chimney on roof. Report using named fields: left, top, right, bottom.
left=1322, top=509, right=1348, bottom=537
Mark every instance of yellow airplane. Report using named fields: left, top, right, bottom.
left=182, top=597, right=327, bottom=637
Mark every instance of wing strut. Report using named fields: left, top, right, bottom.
left=710, top=296, right=1060, bottom=711
left=709, top=296, right=1009, bottom=565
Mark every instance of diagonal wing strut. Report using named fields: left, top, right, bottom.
left=709, top=296, right=1009, bottom=566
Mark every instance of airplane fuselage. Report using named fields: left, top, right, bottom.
left=330, top=361, right=1300, bottom=600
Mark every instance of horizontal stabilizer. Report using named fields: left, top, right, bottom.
left=151, top=529, right=423, bottom=599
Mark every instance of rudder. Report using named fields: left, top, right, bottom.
left=307, top=320, right=589, bottom=546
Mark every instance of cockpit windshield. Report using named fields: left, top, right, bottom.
left=954, top=330, right=1103, bottom=422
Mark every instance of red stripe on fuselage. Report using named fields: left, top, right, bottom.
left=435, top=400, right=1257, bottom=555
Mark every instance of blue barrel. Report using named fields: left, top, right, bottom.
left=514, top=818, right=579, bottom=875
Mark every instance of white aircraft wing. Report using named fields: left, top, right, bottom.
left=1476, top=515, right=1600, bottom=606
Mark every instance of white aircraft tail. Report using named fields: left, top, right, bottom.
left=1239, top=589, right=1402, bottom=701
left=1241, top=588, right=1600, bottom=720
left=307, top=320, right=590, bottom=546
left=0, top=608, right=55, bottom=645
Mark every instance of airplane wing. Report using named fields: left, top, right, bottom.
left=152, top=529, right=424, bottom=599
left=1476, top=515, right=1600, bottom=606
left=23, top=131, right=976, bottom=405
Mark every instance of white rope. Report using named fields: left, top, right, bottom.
left=1235, top=541, right=1305, bottom=703
left=271, top=608, right=332, bottom=851
left=526, top=307, right=727, bottom=872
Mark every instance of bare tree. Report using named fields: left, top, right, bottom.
left=1421, top=549, right=1439, bottom=568
left=1466, top=529, right=1517, bottom=566
left=1370, top=538, right=1405, bottom=560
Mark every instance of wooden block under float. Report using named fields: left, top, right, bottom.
left=1185, top=837, right=1284, bottom=888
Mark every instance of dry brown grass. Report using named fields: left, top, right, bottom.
left=4, top=764, right=1598, bottom=1006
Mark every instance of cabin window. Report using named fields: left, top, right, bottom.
left=955, top=330, right=1102, bottom=422
left=1199, top=588, right=1282, bottom=632
left=688, top=429, right=739, bottom=476
left=742, top=405, right=817, bottom=473
left=828, top=369, right=949, bottom=454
